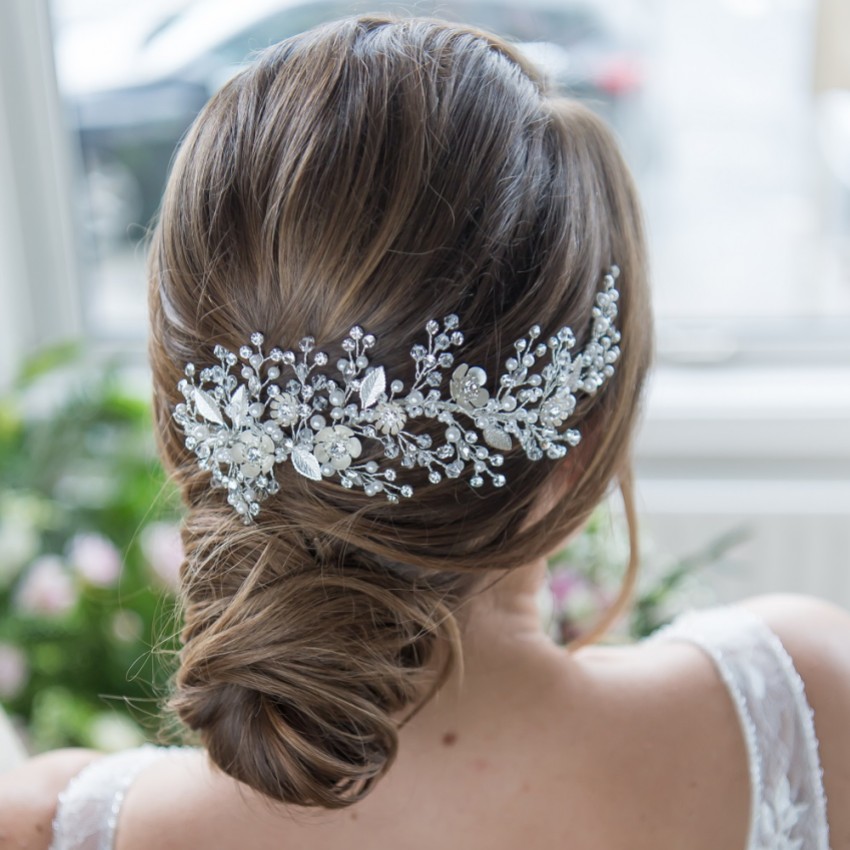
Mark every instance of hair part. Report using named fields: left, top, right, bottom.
left=149, top=14, right=652, bottom=808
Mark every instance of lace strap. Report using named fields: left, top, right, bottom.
left=652, top=606, right=830, bottom=850
left=50, top=744, right=186, bottom=850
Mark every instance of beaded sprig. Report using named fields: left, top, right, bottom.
left=173, top=266, right=621, bottom=522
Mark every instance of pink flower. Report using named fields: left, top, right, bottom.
left=547, top=567, right=585, bottom=606
left=140, top=523, right=184, bottom=591
left=0, top=642, right=28, bottom=700
left=68, top=533, right=122, bottom=587
left=547, top=566, right=608, bottom=625
left=15, top=556, right=77, bottom=616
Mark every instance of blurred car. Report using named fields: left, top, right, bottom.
left=55, top=0, right=646, bottom=243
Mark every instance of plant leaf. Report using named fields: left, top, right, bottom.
left=360, top=367, right=386, bottom=409
left=292, top=447, right=322, bottom=481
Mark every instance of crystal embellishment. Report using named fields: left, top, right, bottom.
left=173, top=266, right=622, bottom=522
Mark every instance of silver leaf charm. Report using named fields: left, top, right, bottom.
left=226, top=385, right=249, bottom=428
left=360, top=367, right=386, bottom=409
left=194, top=389, right=224, bottom=425
left=483, top=426, right=513, bottom=451
left=291, top=447, right=322, bottom=481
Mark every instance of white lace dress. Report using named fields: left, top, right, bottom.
left=49, top=606, right=830, bottom=850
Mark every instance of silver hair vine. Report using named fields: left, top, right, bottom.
left=173, top=265, right=622, bottom=523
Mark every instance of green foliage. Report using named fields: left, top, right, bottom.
left=0, top=345, right=182, bottom=752
left=545, top=507, right=749, bottom=644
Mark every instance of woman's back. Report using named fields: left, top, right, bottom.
left=38, top=594, right=850, bottom=850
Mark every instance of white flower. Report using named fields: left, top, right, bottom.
left=139, top=522, right=184, bottom=591
left=230, top=428, right=276, bottom=479
left=0, top=643, right=28, bottom=700
left=68, top=533, right=122, bottom=587
left=111, top=610, right=144, bottom=643
left=314, top=425, right=362, bottom=471
left=374, top=401, right=407, bottom=435
left=87, top=713, right=146, bottom=753
left=450, top=364, right=489, bottom=411
left=0, top=519, right=39, bottom=589
left=268, top=392, right=299, bottom=426
left=14, top=556, right=76, bottom=617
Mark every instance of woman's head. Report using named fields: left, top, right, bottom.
left=149, top=15, right=651, bottom=808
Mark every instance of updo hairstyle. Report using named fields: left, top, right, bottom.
left=148, top=15, right=652, bottom=810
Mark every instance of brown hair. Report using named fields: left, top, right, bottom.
left=148, top=15, right=652, bottom=809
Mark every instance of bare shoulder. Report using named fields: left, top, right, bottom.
left=738, top=593, right=850, bottom=850
left=0, top=748, right=104, bottom=850
left=737, top=592, right=850, bottom=678
left=569, top=632, right=753, bottom=850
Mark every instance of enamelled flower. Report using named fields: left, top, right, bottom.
left=313, top=425, right=363, bottom=471
left=450, top=364, right=490, bottom=411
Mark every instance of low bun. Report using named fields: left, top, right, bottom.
left=169, top=510, right=469, bottom=807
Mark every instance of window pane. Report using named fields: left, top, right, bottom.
left=51, top=0, right=850, bottom=357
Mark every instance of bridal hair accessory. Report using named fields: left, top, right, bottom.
left=174, top=266, right=621, bottom=522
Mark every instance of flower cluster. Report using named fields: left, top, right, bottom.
left=173, top=266, right=621, bottom=521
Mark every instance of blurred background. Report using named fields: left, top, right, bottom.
left=0, top=0, right=848, bottom=754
